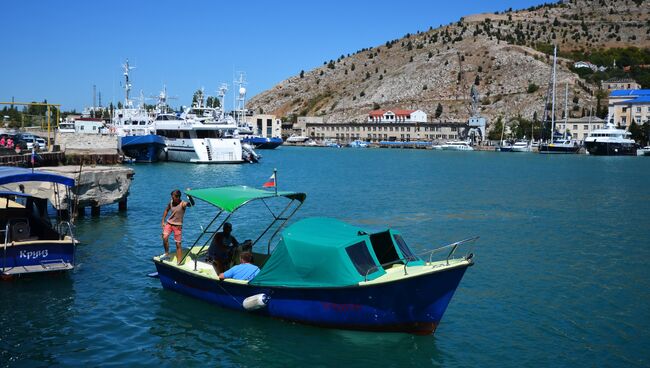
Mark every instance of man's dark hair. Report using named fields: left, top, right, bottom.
left=224, top=222, right=232, bottom=231
left=171, top=189, right=181, bottom=197
left=240, top=251, right=253, bottom=263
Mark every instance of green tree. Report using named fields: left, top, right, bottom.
left=435, top=103, right=443, bottom=118
left=527, top=83, right=539, bottom=93
left=488, top=117, right=504, bottom=140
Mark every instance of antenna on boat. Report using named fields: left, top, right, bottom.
left=563, top=82, right=568, bottom=140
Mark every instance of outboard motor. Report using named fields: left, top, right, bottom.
left=242, top=143, right=260, bottom=163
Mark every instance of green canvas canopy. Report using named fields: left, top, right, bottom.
left=250, top=217, right=386, bottom=288
left=186, top=186, right=306, bottom=213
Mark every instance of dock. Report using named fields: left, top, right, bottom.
left=6, top=166, right=134, bottom=218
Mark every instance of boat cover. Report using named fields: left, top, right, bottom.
left=0, top=167, right=74, bottom=186
left=250, top=217, right=386, bottom=287
left=186, top=186, right=306, bottom=212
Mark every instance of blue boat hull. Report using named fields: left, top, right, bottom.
left=2, top=241, right=75, bottom=275
left=121, top=135, right=166, bottom=163
left=241, top=137, right=283, bottom=149
left=154, top=260, right=470, bottom=334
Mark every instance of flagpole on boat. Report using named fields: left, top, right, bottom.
left=274, top=168, right=278, bottom=196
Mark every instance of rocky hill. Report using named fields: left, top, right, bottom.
left=249, top=0, right=650, bottom=126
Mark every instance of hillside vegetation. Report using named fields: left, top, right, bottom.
left=249, top=0, right=650, bottom=126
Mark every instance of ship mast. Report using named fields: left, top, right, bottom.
left=550, top=46, right=557, bottom=142
left=563, top=82, right=568, bottom=140
left=122, top=59, right=135, bottom=108
left=234, top=72, right=247, bottom=125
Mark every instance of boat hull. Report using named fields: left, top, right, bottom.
left=154, top=260, right=470, bottom=335
left=538, top=143, right=581, bottom=154
left=2, top=240, right=75, bottom=276
left=241, top=137, right=283, bottom=149
left=120, top=135, right=166, bottom=163
left=161, top=138, right=246, bottom=164
left=584, top=141, right=637, bottom=156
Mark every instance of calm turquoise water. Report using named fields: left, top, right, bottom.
left=2, top=148, right=650, bottom=367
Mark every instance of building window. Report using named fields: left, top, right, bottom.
left=583, top=125, right=588, bottom=130
left=637, top=107, right=642, bottom=113
left=573, top=125, right=578, bottom=130
left=622, top=107, right=627, bottom=113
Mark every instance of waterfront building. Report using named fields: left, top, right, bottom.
left=244, top=114, right=282, bottom=138
left=601, top=78, right=641, bottom=92
left=607, top=89, right=650, bottom=128
left=288, top=111, right=469, bottom=143
left=367, top=109, right=427, bottom=124
left=555, top=116, right=607, bottom=141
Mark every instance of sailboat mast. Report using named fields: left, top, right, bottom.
left=562, top=82, right=569, bottom=139
left=550, top=46, right=557, bottom=142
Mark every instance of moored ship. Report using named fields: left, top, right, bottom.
left=584, top=122, right=637, bottom=156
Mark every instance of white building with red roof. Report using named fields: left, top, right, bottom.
left=367, top=109, right=427, bottom=124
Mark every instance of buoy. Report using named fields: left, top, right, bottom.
left=242, top=293, right=269, bottom=311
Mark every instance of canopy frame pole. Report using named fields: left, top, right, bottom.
left=252, top=198, right=297, bottom=248
left=260, top=198, right=277, bottom=219
left=266, top=200, right=304, bottom=254
left=177, top=208, right=223, bottom=269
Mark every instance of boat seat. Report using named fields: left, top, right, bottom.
left=10, top=218, right=32, bottom=242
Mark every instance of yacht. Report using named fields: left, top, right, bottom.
left=154, top=112, right=258, bottom=164
left=286, top=134, right=311, bottom=143
left=638, top=146, right=650, bottom=156
left=538, top=48, right=581, bottom=155
left=111, top=60, right=165, bottom=163
left=584, top=122, right=637, bottom=156
left=440, top=141, right=474, bottom=151
left=230, top=74, right=283, bottom=150
left=511, top=141, right=532, bottom=152
left=348, top=140, right=369, bottom=148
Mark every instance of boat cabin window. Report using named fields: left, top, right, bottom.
left=345, top=241, right=377, bottom=276
left=393, top=234, right=418, bottom=262
left=196, top=130, right=220, bottom=139
left=369, top=231, right=401, bottom=268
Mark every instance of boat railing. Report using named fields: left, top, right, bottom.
left=1, top=222, right=9, bottom=273
left=422, top=236, right=479, bottom=265
left=363, top=236, right=478, bottom=281
left=57, top=221, right=75, bottom=242
left=364, top=257, right=417, bottom=281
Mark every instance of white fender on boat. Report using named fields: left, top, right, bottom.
left=242, top=293, right=269, bottom=311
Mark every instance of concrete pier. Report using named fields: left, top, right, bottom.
left=4, top=165, right=134, bottom=217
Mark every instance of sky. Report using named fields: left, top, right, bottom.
left=0, top=0, right=545, bottom=112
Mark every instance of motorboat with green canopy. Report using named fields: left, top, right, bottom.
left=153, top=185, right=476, bottom=335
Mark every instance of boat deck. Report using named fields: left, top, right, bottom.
left=2, top=260, right=73, bottom=275
left=154, top=246, right=471, bottom=287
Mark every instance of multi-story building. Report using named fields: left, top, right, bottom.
left=244, top=114, right=282, bottom=138
left=608, top=89, right=650, bottom=128
left=367, top=109, right=427, bottom=124
left=601, top=78, right=641, bottom=92
left=555, top=116, right=607, bottom=141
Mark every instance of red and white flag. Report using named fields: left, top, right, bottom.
left=263, top=173, right=276, bottom=188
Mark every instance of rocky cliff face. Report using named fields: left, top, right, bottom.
left=249, top=0, right=650, bottom=126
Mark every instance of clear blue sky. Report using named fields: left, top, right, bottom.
left=1, top=0, right=545, bottom=112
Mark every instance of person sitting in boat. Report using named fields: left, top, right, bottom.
left=6, top=138, right=14, bottom=149
left=218, top=251, right=259, bottom=281
left=208, top=222, right=239, bottom=274
left=161, top=189, right=194, bottom=265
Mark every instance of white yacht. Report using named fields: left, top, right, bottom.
left=510, top=141, right=532, bottom=152
left=286, top=134, right=311, bottom=143
left=154, top=113, right=250, bottom=163
left=584, top=122, right=637, bottom=156
left=440, top=141, right=474, bottom=151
